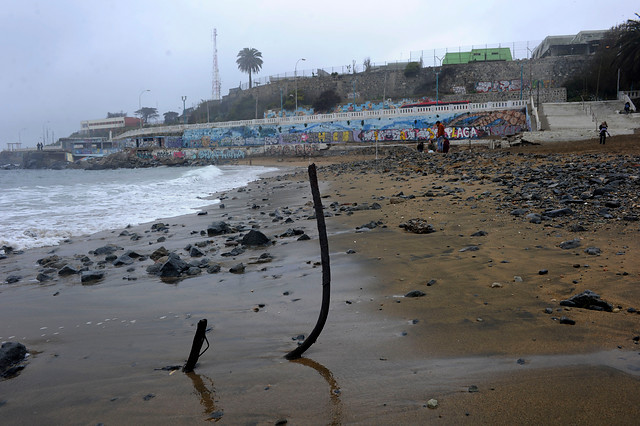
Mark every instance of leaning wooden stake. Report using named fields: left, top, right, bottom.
left=183, top=318, right=208, bottom=372
left=285, top=163, right=331, bottom=360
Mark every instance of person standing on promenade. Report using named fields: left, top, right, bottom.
left=435, top=121, right=445, bottom=152
left=599, top=121, right=610, bottom=145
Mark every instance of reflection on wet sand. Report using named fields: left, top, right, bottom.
left=186, top=372, right=222, bottom=421
left=291, top=357, right=342, bottom=425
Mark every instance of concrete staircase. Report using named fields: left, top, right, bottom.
left=521, top=100, right=639, bottom=143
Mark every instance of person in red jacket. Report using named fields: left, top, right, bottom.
left=435, top=121, right=445, bottom=151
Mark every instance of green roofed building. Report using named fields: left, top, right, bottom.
left=443, top=47, right=513, bottom=65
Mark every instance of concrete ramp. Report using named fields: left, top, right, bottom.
left=540, top=102, right=596, bottom=130
left=521, top=100, right=639, bottom=143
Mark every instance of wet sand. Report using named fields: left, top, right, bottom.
left=1, top=135, right=640, bottom=424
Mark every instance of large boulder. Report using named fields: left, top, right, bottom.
left=0, top=342, right=27, bottom=378
left=241, top=230, right=270, bottom=247
left=207, top=221, right=231, bottom=236
left=147, top=253, right=189, bottom=278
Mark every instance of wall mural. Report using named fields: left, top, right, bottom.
left=135, top=148, right=247, bottom=161
left=181, top=108, right=527, bottom=148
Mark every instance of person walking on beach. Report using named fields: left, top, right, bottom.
left=435, top=121, right=445, bottom=152
left=599, top=121, right=610, bottom=145
left=442, top=137, right=450, bottom=153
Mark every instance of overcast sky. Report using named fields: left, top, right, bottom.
left=1, top=0, right=637, bottom=149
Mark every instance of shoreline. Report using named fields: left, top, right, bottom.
left=1, top=137, right=640, bottom=423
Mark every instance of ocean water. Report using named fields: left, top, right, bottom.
left=0, top=165, right=278, bottom=250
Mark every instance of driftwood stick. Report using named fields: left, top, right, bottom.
left=183, top=318, right=208, bottom=372
left=285, top=164, right=331, bottom=360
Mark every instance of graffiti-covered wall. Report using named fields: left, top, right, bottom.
left=136, top=147, right=248, bottom=161
left=182, top=108, right=527, bottom=148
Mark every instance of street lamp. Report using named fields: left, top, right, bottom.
left=182, top=96, right=187, bottom=125
left=435, top=56, right=443, bottom=105
left=139, top=89, right=150, bottom=128
left=295, top=58, right=306, bottom=113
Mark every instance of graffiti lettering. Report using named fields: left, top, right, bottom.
left=475, top=79, right=522, bottom=93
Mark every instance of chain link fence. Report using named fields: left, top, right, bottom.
left=239, top=40, right=543, bottom=90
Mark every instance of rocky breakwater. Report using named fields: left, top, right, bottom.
left=72, top=148, right=245, bottom=170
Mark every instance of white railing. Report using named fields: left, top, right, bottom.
left=619, top=91, right=637, bottom=112
left=620, top=90, right=640, bottom=101
left=116, top=100, right=528, bottom=140
left=581, top=98, right=599, bottom=129
left=530, top=95, right=541, bottom=131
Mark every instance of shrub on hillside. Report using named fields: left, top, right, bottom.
left=404, top=62, right=421, bottom=78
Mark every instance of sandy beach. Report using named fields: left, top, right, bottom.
left=1, top=135, right=640, bottom=424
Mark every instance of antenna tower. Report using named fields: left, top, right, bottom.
left=212, top=28, right=221, bottom=101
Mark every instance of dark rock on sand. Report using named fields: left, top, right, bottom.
left=255, top=253, right=273, bottom=263
left=151, top=223, right=169, bottom=232
left=186, top=267, right=202, bottom=276
left=207, top=264, right=221, bottom=274
left=5, top=275, right=21, bottom=284
left=189, top=246, right=205, bottom=257
left=543, top=208, right=573, bottom=218
left=229, top=263, right=245, bottom=274
left=150, top=247, right=169, bottom=261
left=37, top=255, right=62, bottom=267
left=241, top=230, right=270, bottom=246
left=559, top=316, right=576, bottom=325
left=81, top=270, right=106, bottom=284
left=401, top=218, right=436, bottom=234
left=559, top=290, right=613, bottom=312
left=113, top=254, right=135, bottom=266
left=297, top=234, right=311, bottom=241
left=58, top=264, right=80, bottom=276
left=405, top=290, right=426, bottom=298
left=221, top=246, right=245, bottom=257
left=279, top=228, right=305, bottom=238
left=358, top=221, right=382, bottom=231
left=36, top=273, right=52, bottom=282
left=147, top=253, right=189, bottom=278
left=471, top=231, right=488, bottom=237
left=526, top=213, right=542, bottom=224
left=558, top=239, right=581, bottom=250
left=93, top=244, right=122, bottom=256
left=207, top=221, right=232, bottom=236
left=584, top=247, right=601, bottom=255
left=0, top=342, right=28, bottom=378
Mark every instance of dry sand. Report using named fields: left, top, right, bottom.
left=1, top=135, right=639, bottom=424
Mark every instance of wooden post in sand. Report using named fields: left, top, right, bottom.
left=285, top=164, right=331, bottom=360
left=183, top=319, right=208, bottom=372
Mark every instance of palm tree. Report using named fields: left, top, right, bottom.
left=236, top=47, right=263, bottom=89
left=615, top=13, right=640, bottom=84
